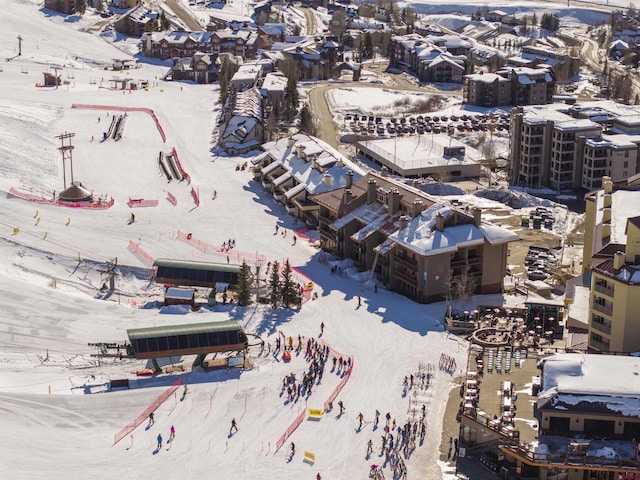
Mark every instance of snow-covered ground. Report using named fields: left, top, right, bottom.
left=0, top=1, right=593, bottom=479
left=0, top=2, right=471, bottom=480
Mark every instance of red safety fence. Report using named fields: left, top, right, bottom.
left=166, top=192, right=177, bottom=205
left=128, top=240, right=155, bottom=266
left=274, top=338, right=353, bottom=453
left=190, top=186, right=199, bottom=206
left=176, top=231, right=267, bottom=264
left=275, top=409, right=306, bottom=453
left=9, top=188, right=114, bottom=209
left=71, top=104, right=166, bottom=143
left=113, top=377, right=183, bottom=446
left=172, top=147, right=191, bottom=184
left=128, top=197, right=158, bottom=208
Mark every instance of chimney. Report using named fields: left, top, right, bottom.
left=399, top=215, right=409, bottom=230
left=344, top=189, right=353, bottom=204
left=322, top=173, right=333, bottom=186
left=287, top=136, right=296, bottom=148
left=381, top=166, right=389, bottom=177
left=388, top=189, right=401, bottom=215
left=472, top=207, right=482, bottom=226
left=436, top=211, right=444, bottom=231
left=367, top=179, right=377, bottom=204
left=412, top=179, right=421, bottom=188
left=614, top=250, right=626, bottom=270
left=412, top=199, right=423, bottom=217
left=295, top=144, right=305, bottom=159
left=346, top=170, right=353, bottom=189
left=603, top=176, right=613, bottom=194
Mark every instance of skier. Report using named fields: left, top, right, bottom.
left=375, top=410, right=380, bottom=427
left=156, top=433, right=163, bottom=450
left=357, top=296, right=361, bottom=307
left=275, top=224, right=279, bottom=234
left=183, top=385, right=189, bottom=397
left=367, top=439, right=373, bottom=456
left=338, top=400, right=344, bottom=414
left=358, top=412, right=364, bottom=429
left=320, top=322, right=324, bottom=334
left=169, top=425, right=175, bottom=441
left=148, top=411, right=154, bottom=426
left=230, top=418, right=238, bottom=434
left=130, top=213, right=135, bottom=223
left=290, top=442, right=295, bottom=456
left=316, top=474, right=321, bottom=480
left=292, top=235, right=297, bottom=245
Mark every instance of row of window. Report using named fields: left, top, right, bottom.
left=155, top=266, right=238, bottom=285
left=132, top=330, right=247, bottom=354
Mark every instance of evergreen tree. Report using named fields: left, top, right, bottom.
left=280, top=259, right=300, bottom=309
left=160, top=12, right=171, bottom=30
left=359, top=32, right=374, bottom=60
left=299, top=103, right=316, bottom=136
left=269, top=260, right=281, bottom=309
left=219, top=56, right=239, bottom=106
left=281, top=60, right=299, bottom=122
left=236, top=261, right=252, bottom=307
left=75, top=0, right=87, bottom=14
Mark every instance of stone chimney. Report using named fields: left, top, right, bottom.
left=603, top=176, right=613, bottom=194
left=614, top=250, right=626, bottom=270
left=388, top=189, right=401, bottom=215
left=346, top=170, right=353, bottom=189
left=381, top=166, right=389, bottom=177
left=412, top=199, right=423, bottom=217
left=295, top=144, right=305, bottom=159
left=472, top=207, right=482, bottom=226
left=322, top=173, right=333, bottom=186
left=367, top=179, right=377, bottom=204
left=436, top=211, right=444, bottom=232
left=344, top=189, right=353, bottom=204
left=399, top=215, right=409, bottom=231
left=287, top=136, right=296, bottom=148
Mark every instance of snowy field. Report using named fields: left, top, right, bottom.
left=0, top=0, right=593, bottom=479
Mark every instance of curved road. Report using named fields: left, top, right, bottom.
left=308, top=72, right=462, bottom=149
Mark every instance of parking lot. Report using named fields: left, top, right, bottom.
left=343, top=112, right=511, bottom=138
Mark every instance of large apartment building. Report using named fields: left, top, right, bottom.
left=583, top=177, right=640, bottom=353
left=311, top=172, right=519, bottom=303
left=464, top=67, right=555, bottom=107
left=509, top=103, right=640, bottom=191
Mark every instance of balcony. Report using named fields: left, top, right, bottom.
left=594, top=283, right=614, bottom=297
left=592, top=302, right=613, bottom=316
left=589, top=337, right=610, bottom=352
left=394, top=255, right=418, bottom=270
left=591, top=321, right=611, bottom=336
left=394, top=269, right=417, bottom=285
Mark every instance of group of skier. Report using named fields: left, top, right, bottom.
left=147, top=412, right=176, bottom=452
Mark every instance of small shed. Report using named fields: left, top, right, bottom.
left=164, top=287, right=195, bottom=306
left=43, top=72, right=61, bottom=87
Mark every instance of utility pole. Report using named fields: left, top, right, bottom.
left=56, top=132, right=76, bottom=189
left=17, top=35, right=22, bottom=56
left=98, top=257, right=119, bottom=291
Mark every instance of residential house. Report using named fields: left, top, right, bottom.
left=170, top=52, right=218, bottom=83
left=252, top=134, right=365, bottom=223
left=219, top=88, right=263, bottom=155
left=311, top=172, right=519, bottom=303
left=44, top=0, right=76, bottom=14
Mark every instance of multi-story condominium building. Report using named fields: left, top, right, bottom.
left=501, top=353, right=640, bottom=480
left=310, top=172, right=519, bottom=303
left=510, top=103, right=640, bottom=190
left=582, top=177, right=640, bottom=353
left=464, top=67, right=555, bottom=107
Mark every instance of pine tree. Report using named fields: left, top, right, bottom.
left=299, top=103, right=316, bottom=136
left=280, top=259, right=300, bottom=309
left=219, top=56, right=239, bottom=106
left=269, top=260, right=281, bottom=309
left=75, top=0, right=87, bottom=14
left=236, top=262, right=252, bottom=306
left=281, top=60, right=299, bottom=122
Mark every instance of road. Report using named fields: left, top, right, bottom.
left=163, top=0, right=204, bottom=31
left=308, top=67, right=462, bottom=149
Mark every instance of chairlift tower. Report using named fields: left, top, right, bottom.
left=98, top=257, right=119, bottom=291
left=17, top=35, right=22, bottom=56
left=56, top=132, right=76, bottom=189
